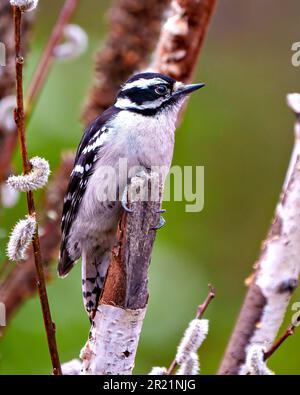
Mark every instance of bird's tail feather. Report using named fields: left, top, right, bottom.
left=57, top=248, right=75, bottom=278
left=81, top=248, right=111, bottom=315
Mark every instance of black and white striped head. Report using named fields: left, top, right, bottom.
left=115, top=72, right=204, bottom=115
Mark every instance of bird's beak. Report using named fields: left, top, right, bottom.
left=173, top=82, right=205, bottom=97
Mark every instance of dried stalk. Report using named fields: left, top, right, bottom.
left=218, top=101, right=300, bottom=375
left=12, top=5, right=61, bottom=375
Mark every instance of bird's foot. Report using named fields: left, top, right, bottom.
left=121, top=185, right=133, bottom=213
left=152, top=209, right=166, bottom=230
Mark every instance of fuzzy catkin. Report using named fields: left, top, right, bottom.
left=54, top=24, right=88, bottom=61
left=10, top=0, right=39, bottom=12
left=240, top=344, right=274, bottom=375
left=7, top=215, right=36, bottom=261
left=176, top=353, right=200, bottom=375
left=148, top=367, right=167, bottom=375
left=7, top=157, right=50, bottom=192
left=176, top=319, right=209, bottom=365
left=287, top=93, right=300, bottom=115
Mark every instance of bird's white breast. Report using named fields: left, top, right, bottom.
left=108, top=108, right=178, bottom=169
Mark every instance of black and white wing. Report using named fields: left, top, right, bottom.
left=58, top=106, right=120, bottom=277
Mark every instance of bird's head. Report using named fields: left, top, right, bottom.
left=114, top=72, right=205, bottom=115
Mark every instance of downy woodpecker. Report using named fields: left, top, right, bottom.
left=58, top=72, right=204, bottom=314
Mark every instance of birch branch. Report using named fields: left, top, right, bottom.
left=218, top=93, right=300, bottom=375
left=80, top=173, right=162, bottom=375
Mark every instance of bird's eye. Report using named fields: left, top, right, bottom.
left=155, top=85, right=168, bottom=95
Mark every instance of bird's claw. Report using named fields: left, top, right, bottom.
left=152, top=215, right=166, bottom=230
left=121, top=185, right=133, bottom=213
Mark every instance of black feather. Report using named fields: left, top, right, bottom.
left=58, top=106, right=120, bottom=277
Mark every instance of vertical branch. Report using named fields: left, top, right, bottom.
left=0, top=0, right=79, bottom=188
left=0, top=153, right=74, bottom=335
left=13, top=5, right=62, bottom=375
left=218, top=96, right=300, bottom=375
left=0, top=0, right=34, bottom=185
left=81, top=174, right=162, bottom=375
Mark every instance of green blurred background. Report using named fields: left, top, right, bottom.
left=0, top=0, right=300, bottom=374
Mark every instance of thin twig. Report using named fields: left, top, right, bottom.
left=25, top=0, right=79, bottom=122
left=196, top=284, right=216, bottom=319
left=13, top=6, right=62, bottom=375
left=0, top=153, right=74, bottom=335
left=264, top=324, right=296, bottom=361
left=0, top=0, right=79, bottom=189
left=167, top=284, right=216, bottom=375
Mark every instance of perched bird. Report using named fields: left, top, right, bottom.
left=58, top=72, right=204, bottom=315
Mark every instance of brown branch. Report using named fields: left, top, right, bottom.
left=264, top=324, right=296, bottom=361
left=0, top=0, right=34, bottom=185
left=0, top=0, right=79, bottom=189
left=0, top=153, right=74, bottom=332
left=12, top=5, right=61, bottom=375
left=167, top=284, right=216, bottom=375
left=81, top=174, right=163, bottom=374
left=196, top=284, right=216, bottom=319
left=100, top=175, right=161, bottom=310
